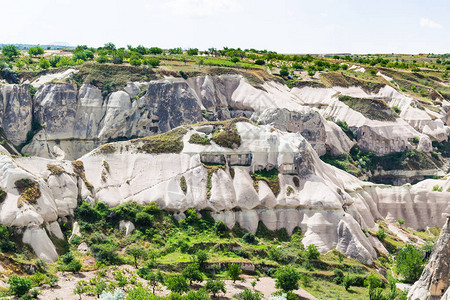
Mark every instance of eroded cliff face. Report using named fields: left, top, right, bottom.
left=0, top=84, right=32, bottom=145
left=408, top=216, right=450, bottom=300
left=3, top=121, right=447, bottom=264
left=1, top=73, right=448, bottom=161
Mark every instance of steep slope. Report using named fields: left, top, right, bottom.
left=1, top=72, right=447, bottom=163
left=408, top=216, right=450, bottom=300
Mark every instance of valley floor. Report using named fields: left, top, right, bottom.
left=38, top=265, right=317, bottom=300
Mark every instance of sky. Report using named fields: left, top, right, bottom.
left=1, top=0, right=449, bottom=54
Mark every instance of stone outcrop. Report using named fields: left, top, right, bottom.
left=0, top=84, right=32, bottom=144
left=2, top=73, right=447, bottom=161
left=0, top=121, right=449, bottom=263
left=408, top=216, right=450, bottom=300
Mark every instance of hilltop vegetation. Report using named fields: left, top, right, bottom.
left=1, top=43, right=448, bottom=103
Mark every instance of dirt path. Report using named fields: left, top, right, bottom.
left=38, top=266, right=317, bottom=300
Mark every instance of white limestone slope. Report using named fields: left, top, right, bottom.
left=0, top=155, right=79, bottom=262
left=2, top=121, right=448, bottom=264
left=74, top=121, right=449, bottom=264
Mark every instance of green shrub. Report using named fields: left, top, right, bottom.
left=304, top=244, right=320, bottom=260
left=213, top=221, right=227, bottom=236
left=188, top=133, right=210, bottom=145
left=240, top=288, right=262, bottom=300
left=432, top=185, right=443, bottom=192
left=227, top=264, right=241, bottom=283
left=333, top=269, right=344, bottom=284
left=145, top=58, right=161, bottom=67
left=66, top=259, right=82, bottom=273
left=96, top=55, right=109, bottom=63
left=165, top=275, right=189, bottom=294
left=376, top=229, right=386, bottom=241
left=7, top=275, right=32, bottom=297
left=242, top=233, right=257, bottom=244
left=275, top=266, right=301, bottom=292
left=396, top=245, right=424, bottom=283
left=181, top=263, right=203, bottom=285
left=90, top=242, right=120, bottom=263
left=392, top=106, right=401, bottom=114
left=205, top=279, right=226, bottom=297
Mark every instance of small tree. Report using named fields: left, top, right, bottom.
left=396, top=245, right=424, bottom=283
left=242, top=233, right=257, bottom=244
left=279, top=66, right=289, bottom=77
left=126, top=245, right=147, bottom=268
left=240, top=288, right=263, bottom=300
left=376, top=229, right=386, bottom=242
left=29, top=46, right=44, bottom=57
left=364, top=273, right=382, bottom=292
left=227, top=264, right=242, bottom=283
left=275, top=266, right=301, bottom=292
left=182, top=263, right=203, bottom=285
left=7, top=275, right=32, bottom=297
left=39, top=58, right=50, bottom=69
left=73, top=280, right=87, bottom=300
left=230, top=57, right=239, bottom=63
left=205, top=278, right=226, bottom=297
left=2, top=45, right=20, bottom=58
left=187, top=48, right=198, bottom=56
left=304, top=244, right=320, bottom=260
left=146, top=270, right=164, bottom=294
left=195, top=250, right=209, bottom=270
left=397, top=219, right=405, bottom=226
left=165, top=275, right=189, bottom=294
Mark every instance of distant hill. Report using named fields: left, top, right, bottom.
left=0, top=43, right=74, bottom=50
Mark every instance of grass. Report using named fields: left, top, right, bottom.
left=320, top=153, right=362, bottom=177
left=338, top=95, right=397, bottom=121
left=251, top=168, right=280, bottom=196
left=14, top=178, right=41, bottom=204
left=204, top=164, right=226, bottom=199
left=47, top=164, right=64, bottom=176
left=74, top=62, right=158, bottom=97
left=188, top=133, right=211, bottom=145
left=320, top=72, right=386, bottom=93
left=211, top=124, right=241, bottom=148
left=135, top=127, right=188, bottom=154
left=0, top=189, right=6, bottom=202
left=72, top=160, right=94, bottom=193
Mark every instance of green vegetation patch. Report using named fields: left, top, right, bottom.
left=320, top=72, right=385, bottom=93
left=75, top=62, right=158, bottom=97
left=138, top=127, right=188, bottom=154
left=99, top=143, right=116, bottom=154
left=188, top=133, right=211, bottom=145
left=338, top=95, right=397, bottom=121
left=204, top=164, right=226, bottom=199
left=0, top=188, right=6, bottom=202
left=321, top=146, right=442, bottom=180
left=251, top=168, right=280, bottom=196
left=373, top=150, right=441, bottom=171
left=320, top=153, right=362, bottom=177
left=47, top=163, right=64, bottom=176
left=14, top=178, right=41, bottom=204
left=211, top=124, right=241, bottom=149
left=72, top=160, right=94, bottom=193
left=180, top=176, right=187, bottom=194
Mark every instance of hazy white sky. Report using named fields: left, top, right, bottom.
left=1, top=0, right=448, bottom=53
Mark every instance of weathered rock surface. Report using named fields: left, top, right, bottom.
left=1, top=121, right=449, bottom=263
left=408, top=216, right=450, bottom=300
left=2, top=73, right=448, bottom=161
left=0, top=84, right=32, bottom=144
